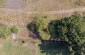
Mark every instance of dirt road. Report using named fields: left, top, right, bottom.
left=26, top=7, right=85, bottom=14
left=0, top=7, right=85, bottom=15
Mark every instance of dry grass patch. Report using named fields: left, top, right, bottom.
left=23, top=0, right=85, bottom=12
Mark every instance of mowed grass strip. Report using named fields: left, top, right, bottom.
left=0, top=39, right=31, bottom=55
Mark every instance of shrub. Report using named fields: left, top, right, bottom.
left=0, top=25, right=10, bottom=38
left=10, top=26, right=19, bottom=34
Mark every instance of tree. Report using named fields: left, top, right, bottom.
left=34, top=14, right=85, bottom=55
left=35, top=15, right=50, bottom=40
left=48, top=14, right=85, bottom=55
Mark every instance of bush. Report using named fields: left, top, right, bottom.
left=0, top=25, right=10, bottom=38
left=10, top=26, right=19, bottom=34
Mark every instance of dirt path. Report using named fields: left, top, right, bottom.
left=25, top=7, right=85, bottom=14
left=1, top=7, right=85, bottom=15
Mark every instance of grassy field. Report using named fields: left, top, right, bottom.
left=0, top=39, right=30, bottom=55
left=0, top=38, right=41, bottom=55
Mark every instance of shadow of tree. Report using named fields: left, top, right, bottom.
left=39, top=40, right=70, bottom=55
left=27, top=21, right=42, bottom=39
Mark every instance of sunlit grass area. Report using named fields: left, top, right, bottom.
left=0, top=39, right=41, bottom=55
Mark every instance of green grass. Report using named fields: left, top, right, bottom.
left=0, top=39, right=34, bottom=55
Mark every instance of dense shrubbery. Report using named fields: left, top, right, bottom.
left=34, top=14, right=85, bottom=55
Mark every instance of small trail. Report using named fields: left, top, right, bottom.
left=26, top=7, right=85, bottom=14
left=1, top=7, right=85, bottom=14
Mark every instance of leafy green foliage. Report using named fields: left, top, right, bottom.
left=48, top=14, right=85, bottom=55
left=34, top=14, right=85, bottom=55
left=0, top=25, right=10, bottom=38
left=35, top=15, right=50, bottom=40
left=10, top=26, right=19, bottom=34
left=48, top=20, right=68, bottom=40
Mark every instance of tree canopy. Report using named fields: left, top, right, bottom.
left=35, top=14, right=85, bottom=55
